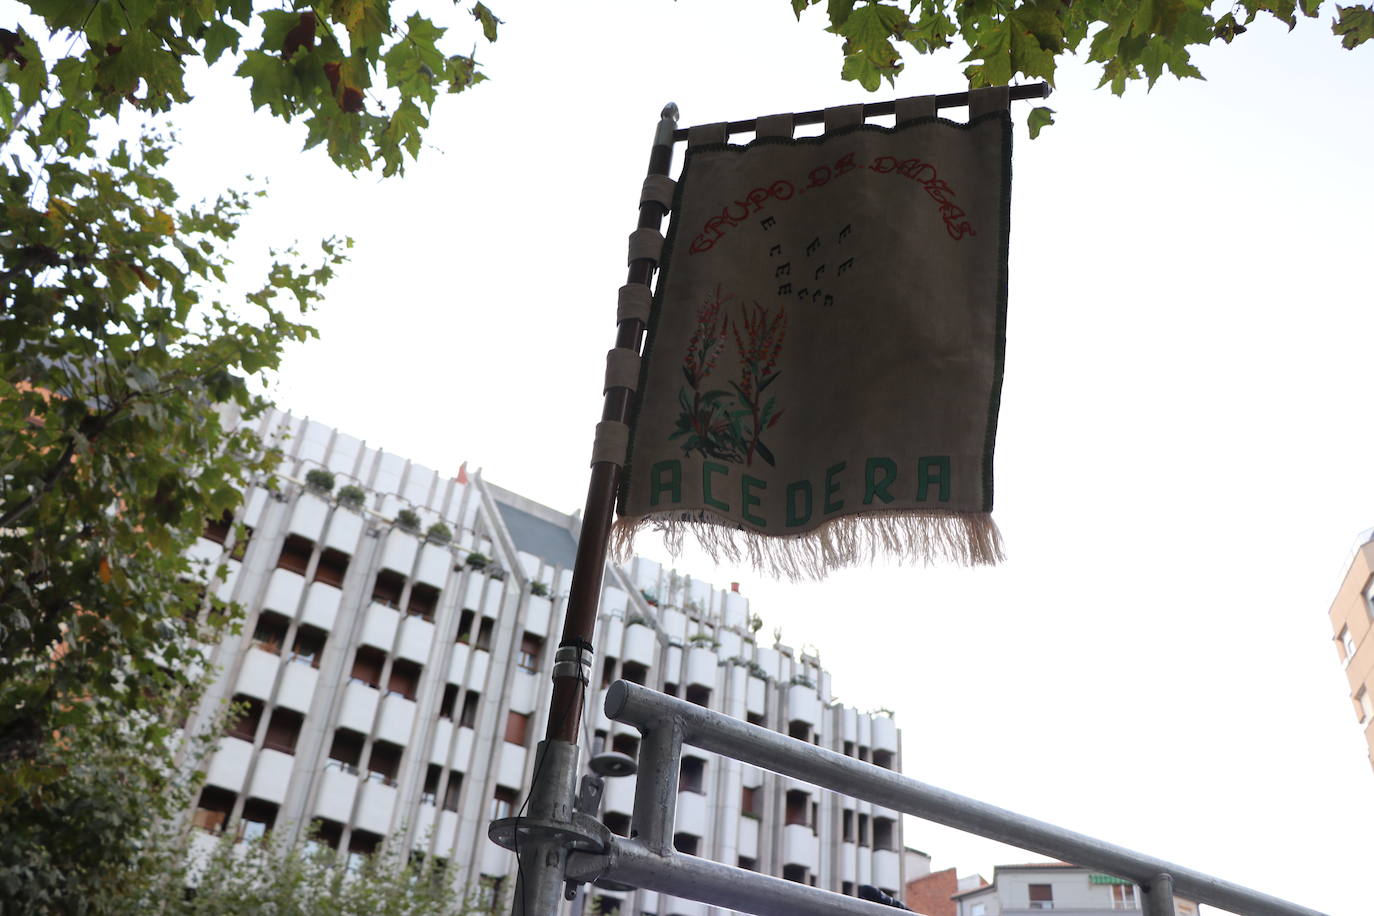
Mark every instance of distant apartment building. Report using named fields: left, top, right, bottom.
left=951, top=863, right=1198, bottom=916
left=904, top=848, right=985, bottom=916
left=181, top=409, right=906, bottom=914
left=1328, top=530, right=1374, bottom=772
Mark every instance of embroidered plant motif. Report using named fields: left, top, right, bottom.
left=670, top=287, right=787, bottom=467
left=729, top=300, right=786, bottom=467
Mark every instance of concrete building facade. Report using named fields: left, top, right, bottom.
left=1328, top=531, right=1374, bottom=773
left=182, top=409, right=905, bottom=913
left=951, top=864, right=1198, bottom=916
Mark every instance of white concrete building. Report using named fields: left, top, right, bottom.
left=183, top=410, right=904, bottom=913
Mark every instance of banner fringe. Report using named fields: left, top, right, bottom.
left=611, top=510, right=1003, bottom=581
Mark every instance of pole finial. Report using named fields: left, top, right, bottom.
left=661, top=102, right=679, bottom=122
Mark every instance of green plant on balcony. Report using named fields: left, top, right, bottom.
left=305, top=468, right=336, bottom=493
left=746, top=661, right=769, bottom=680
left=337, top=484, right=366, bottom=509
left=530, top=581, right=550, bottom=598
left=747, top=612, right=764, bottom=634
left=625, top=614, right=648, bottom=628
left=789, top=674, right=815, bottom=689
left=425, top=521, right=452, bottom=545
left=687, top=633, right=719, bottom=649
left=395, top=509, right=421, bottom=533
left=465, top=551, right=490, bottom=570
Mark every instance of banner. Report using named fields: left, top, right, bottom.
left=615, top=111, right=1011, bottom=579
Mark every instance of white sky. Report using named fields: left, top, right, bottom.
left=28, top=0, right=1374, bottom=911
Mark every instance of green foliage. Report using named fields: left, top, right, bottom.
left=306, top=467, right=337, bottom=492
left=790, top=673, right=816, bottom=689
left=791, top=0, right=1370, bottom=129
left=687, top=633, right=720, bottom=648
left=396, top=508, right=421, bottom=532
left=337, top=483, right=367, bottom=508
left=1, top=1, right=498, bottom=177
left=465, top=550, right=490, bottom=569
left=530, top=580, right=550, bottom=597
left=139, top=828, right=508, bottom=916
left=425, top=520, right=452, bottom=544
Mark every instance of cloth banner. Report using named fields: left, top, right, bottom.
left=615, top=111, right=1012, bottom=579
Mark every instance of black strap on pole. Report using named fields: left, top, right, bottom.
left=545, top=103, right=680, bottom=745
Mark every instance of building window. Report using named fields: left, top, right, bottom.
left=239, top=798, right=277, bottom=842
left=873, top=816, right=896, bottom=851
left=276, top=535, right=313, bottom=575
left=679, top=756, right=706, bottom=794
left=263, top=708, right=303, bottom=755
left=350, top=646, right=386, bottom=688
left=672, top=832, right=699, bottom=855
left=784, top=789, right=809, bottom=827
left=422, top=764, right=441, bottom=805
left=387, top=659, right=422, bottom=700
left=842, top=809, right=854, bottom=842
left=505, top=711, right=531, bottom=746
left=440, top=683, right=459, bottom=720
left=1340, top=625, right=1357, bottom=662
left=1359, top=686, right=1374, bottom=723
left=611, top=733, right=639, bottom=760
left=290, top=624, right=326, bottom=667
left=475, top=618, right=494, bottom=652
left=203, top=511, right=233, bottom=545
left=741, top=785, right=761, bottom=818
left=601, top=657, right=617, bottom=689
left=843, top=740, right=855, bottom=757
left=1364, top=576, right=1374, bottom=620
left=970, top=904, right=987, bottom=916
left=313, top=547, right=349, bottom=587
left=841, top=881, right=854, bottom=897
left=873, top=749, right=894, bottom=769
left=346, top=829, right=381, bottom=873
left=309, top=817, right=344, bottom=853
left=226, top=695, right=264, bottom=742
left=685, top=684, right=711, bottom=707
left=788, top=720, right=811, bottom=742
left=366, top=741, right=402, bottom=786
left=662, top=682, right=679, bottom=698
left=518, top=633, right=544, bottom=673
left=1029, top=884, right=1054, bottom=909
left=191, top=785, right=236, bottom=833
left=782, top=864, right=807, bottom=884
left=621, top=661, right=648, bottom=685
left=1111, top=885, right=1138, bottom=909
left=455, top=609, right=476, bottom=644
left=478, top=876, right=504, bottom=910
left=251, top=611, right=290, bottom=654
left=443, top=773, right=464, bottom=812
left=739, top=856, right=758, bottom=872
left=460, top=691, right=481, bottom=728
left=857, top=744, right=870, bottom=762
left=371, top=569, right=405, bottom=609
left=490, top=786, right=518, bottom=822
left=407, top=583, right=439, bottom=621
left=746, top=710, right=766, bottom=727
left=328, top=728, right=364, bottom=770
left=590, top=895, right=621, bottom=916
left=857, top=813, right=870, bottom=847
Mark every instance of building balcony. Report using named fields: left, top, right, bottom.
left=722, top=590, right=748, bottom=629
left=737, top=812, right=760, bottom=858
left=782, top=823, right=820, bottom=870
left=603, top=773, right=635, bottom=817
left=338, top=680, right=379, bottom=734
left=415, top=543, right=450, bottom=589
left=276, top=657, right=319, bottom=713
left=430, top=718, right=454, bottom=766
left=498, top=742, right=527, bottom=789
left=376, top=693, right=417, bottom=746
left=204, top=736, right=254, bottom=793
left=465, top=649, right=489, bottom=691
left=248, top=748, right=294, bottom=804
left=509, top=670, right=539, bottom=716
left=871, top=849, right=900, bottom=894
left=746, top=676, right=767, bottom=717
left=395, top=614, right=434, bottom=664
left=300, top=581, right=341, bottom=631
left=622, top=623, right=657, bottom=667
left=685, top=647, right=717, bottom=689
left=355, top=777, right=398, bottom=836
left=381, top=530, right=418, bottom=577
left=360, top=602, right=400, bottom=651
left=448, top=643, right=470, bottom=685
left=452, top=726, right=475, bottom=773
left=262, top=568, right=305, bottom=617
left=676, top=788, right=708, bottom=837
left=871, top=714, right=898, bottom=755
left=787, top=683, right=822, bottom=727
left=526, top=594, right=553, bottom=638
left=323, top=506, right=363, bottom=554
left=234, top=647, right=278, bottom=702
left=288, top=491, right=329, bottom=541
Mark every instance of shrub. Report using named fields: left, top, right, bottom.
left=625, top=614, right=648, bottom=628
left=336, top=484, right=366, bottom=509
left=789, top=674, right=815, bottom=689
left=687, top=633, right=719, bottom=648
left=396, top=509, right=421, bottom=532
left=465, top=551, right=490, bottom=569
left=305, top=468, right=336, bottom=493
left=425, top=521, right=452, bottom=544
left=530, top=581, right=549, bottom=597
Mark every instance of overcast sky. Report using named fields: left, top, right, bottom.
left=68, top=0, right=1374, bottom=911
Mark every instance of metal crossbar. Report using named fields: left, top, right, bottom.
left=559, top=681, right=1325, bottom=916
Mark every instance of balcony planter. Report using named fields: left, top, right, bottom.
left=337, top=484, right=366, bottom=510
left=396, top=509, right=421, bottom=533
left=305, top=468, right=336, bottom=494
left=530, top=581, right=550, bottom=598
left=425, top=521, right=452, bottom=545
left=465, top=551, right=490, bottom=570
